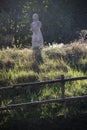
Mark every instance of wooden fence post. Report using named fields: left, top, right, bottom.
left=61, top=75, right=66, bottom=118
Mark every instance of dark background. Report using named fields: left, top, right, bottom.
left=0, top=0, right=87, bottom=47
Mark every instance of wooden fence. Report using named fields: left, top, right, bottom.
left=0, top=75, right=87, bottom=118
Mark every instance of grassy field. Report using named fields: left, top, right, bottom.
left=0, top=41, right=87, bottom=84
left=0, top=41, right=87, bottom=128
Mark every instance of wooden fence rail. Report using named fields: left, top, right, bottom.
left=0, top=95, right=87, bottom=111
left=0, top=75, right=87, bottom=90
left=0, top=75, right=87, bottom=118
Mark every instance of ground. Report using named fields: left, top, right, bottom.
left=1, top=113, right=87, bottom=130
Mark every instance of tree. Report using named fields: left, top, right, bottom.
left=0, top=0, right=87, bottom=48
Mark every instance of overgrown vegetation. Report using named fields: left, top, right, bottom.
left=0, top=0, right=87, bottom=47
left=0, top=41, right=87, bottom=128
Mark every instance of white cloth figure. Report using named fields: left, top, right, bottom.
left=31, top=13, right=43, bottom=49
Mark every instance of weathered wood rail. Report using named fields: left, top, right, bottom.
left=0, top=75, right=87, bottom=118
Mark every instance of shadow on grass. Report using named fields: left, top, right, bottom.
left=1, top=113, right=87, bottom=130
left=32, top=47, right=43, bottom=73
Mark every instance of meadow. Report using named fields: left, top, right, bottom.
left=0, top=41, right=87, bottom=128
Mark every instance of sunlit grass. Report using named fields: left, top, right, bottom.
left=0, top=41, right=87, bottom=121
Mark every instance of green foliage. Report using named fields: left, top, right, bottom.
left=0, top=42, right=87, bottom=127
left=0, top=0, right=87, bottom=47
left=15, top=70, right=38, bottom=83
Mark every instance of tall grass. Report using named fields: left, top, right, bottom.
left=0, top=41, right=87, bottom=126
